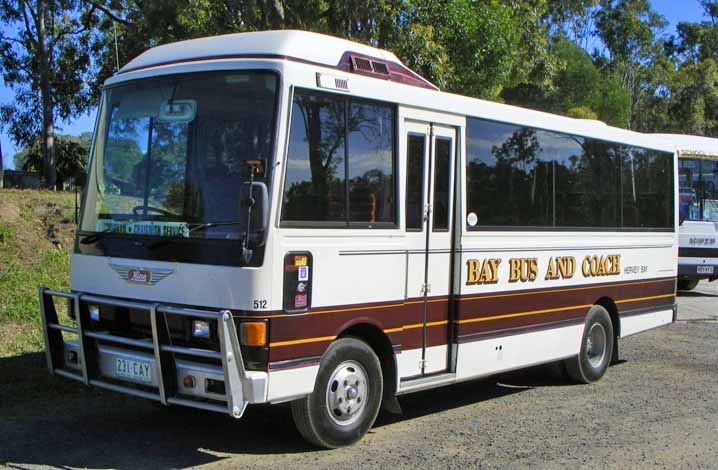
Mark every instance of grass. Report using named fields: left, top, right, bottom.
left=0, top=189, right=76, bottom=357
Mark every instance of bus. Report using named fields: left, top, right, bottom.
left=654, top=134, right=718, bottom=291
left=39, top=30, right=678, bottom=448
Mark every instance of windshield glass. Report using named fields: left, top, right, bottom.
left=679, top=157, right=718, bottom=222
left=81, top=71, right=277, bottom=241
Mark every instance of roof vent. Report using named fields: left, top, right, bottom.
left=350, top=55, right=391, bottom=77
left=351, top=56, right=373, bottom=72
left=371, top=61, right=389, bottom=75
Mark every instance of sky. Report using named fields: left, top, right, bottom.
left=0, top=1, right=711, bottom=169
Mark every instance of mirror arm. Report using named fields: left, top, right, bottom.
left=241, top=166, right=257, bottom=264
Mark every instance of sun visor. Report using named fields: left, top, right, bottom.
left=110, top=86, right=174, bottom=120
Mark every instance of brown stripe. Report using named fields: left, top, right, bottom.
left=266, top=277, right=675, bottom=363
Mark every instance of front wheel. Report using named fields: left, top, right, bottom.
left=678, top=279, right=699, bottom=291
left=291, top=337, right=383, bottom=448
left=564, top=305, right=614, bottom=384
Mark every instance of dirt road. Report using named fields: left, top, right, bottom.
left=2, top=285, right=717, bottom=470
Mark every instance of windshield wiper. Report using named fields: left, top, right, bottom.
left=80, top=225, right=126, bottom=244
left=146, top=221, right=246, bottom=250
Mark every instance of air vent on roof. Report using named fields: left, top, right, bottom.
left=349, top=55, right=391, bottom=77
left=352, top=56, right=373, bottom=72
left=371, top=61, right=389, bottom=75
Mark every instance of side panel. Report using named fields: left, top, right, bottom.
left=456, top=324, right=583, bottom=378
left=455, top=235, right=676, bottom=381
left=620, top=309, right=674, bottom=337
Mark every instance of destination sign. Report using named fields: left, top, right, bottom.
left=96, top=220, right=190, bottom=238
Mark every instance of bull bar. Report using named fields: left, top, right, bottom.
left=38, top=287, right=266, bottom=418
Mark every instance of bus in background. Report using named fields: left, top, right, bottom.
left=39, top=31, right=678, bottom=448
left=655, top=134, right=718, bottom=291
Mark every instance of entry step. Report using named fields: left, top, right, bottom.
left=398, top=372, right=456, bottom=395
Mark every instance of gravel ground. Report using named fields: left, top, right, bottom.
left=1, top=285, right=717, bottom=470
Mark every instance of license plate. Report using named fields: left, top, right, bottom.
left=697, top=266, right=714, bottom=274
left=115, top=357, right=152, bottom=383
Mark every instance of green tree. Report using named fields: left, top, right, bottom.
left=13, top=133, right=90, bottom=188
left=0, top=0, right=100, bottom=189
left=594, top=0, right=668, bottom=130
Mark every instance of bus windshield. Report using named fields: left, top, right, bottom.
left=679, top=157, right=718, bottom=222
left=81, top=71, right=278, bottom=242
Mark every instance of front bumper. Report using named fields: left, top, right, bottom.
left=677, top=260, right=718, bottom=280
left=39, top=288, right=267, bottom=417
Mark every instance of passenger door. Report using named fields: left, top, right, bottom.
left=403, top=119, right=457, bottom=377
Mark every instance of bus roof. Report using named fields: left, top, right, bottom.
left=118, top=30, right=437, bottom=89
left=113, top=30, right=674, bottom=153
left=653, top=133, right=718, bottom=158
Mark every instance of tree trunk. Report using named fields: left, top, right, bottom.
left=267, top=0, right=285, bottom=29
left=0, top=139, right=4, bottom=189
left=36, top=0, right=57, bottom=190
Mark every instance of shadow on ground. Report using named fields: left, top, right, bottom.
left=0, top=352, right=575, bottom=470
left=677, top=289, right=718, bottom=298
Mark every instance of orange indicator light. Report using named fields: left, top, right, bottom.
left=240, top=322, right=267, bottom=347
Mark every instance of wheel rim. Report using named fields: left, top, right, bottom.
left=586, top=322, right=607, bottom=369
left=325, top=360, right=369, bottom=426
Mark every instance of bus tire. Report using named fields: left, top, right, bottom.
left=565, top=305, right=614, bottom=384
left=678, top=279, right=699, bottom=291
left=291, top=337, right=383, bottom=448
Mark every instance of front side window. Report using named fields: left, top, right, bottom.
left=281, top=89, right=396, bottom=227
left=79, top=71, right=279, bottom=266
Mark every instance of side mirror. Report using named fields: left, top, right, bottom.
left=240, top=181, right=269, bottom=241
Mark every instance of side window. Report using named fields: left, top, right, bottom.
left=406, top=134, right=426, bottom=230
left=281, top=89, right=396, bottom=227
left=701, top=159, right=718, bottom=221
left=348, top=101, right=395, bottom=224
left=557, top=140, right=620, bottom=228
left=433, top=138, right=452, bottom=230
left=622, top=148, right=674, bottom=228
left=281, top=92, right=346, bottom=222
left=465, top=119, right=553, bottom=227
left=466, top=117, right=673, bottom=230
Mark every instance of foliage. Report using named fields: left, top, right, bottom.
left=5, top=0, right=718, bottom=183
left=0, top=0, right=99, bottom=188
left=13, top=133, right=90, bottom=188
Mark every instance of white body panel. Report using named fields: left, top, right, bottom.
left=267, top=365, right=320, bottom=403
left=456, top=325, right=583, bottom=380
left=71, top=254, right=272, bottom=310
left=620, top=309, right=674, bottom=338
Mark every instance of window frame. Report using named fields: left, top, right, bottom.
left=279, top=87, right=399, bottom=229
left=464, top=116, right=675, bottom=233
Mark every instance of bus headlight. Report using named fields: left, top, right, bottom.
left=192, top=320, right=211, bottom=339
left=88, top=304, right=100, bottom=322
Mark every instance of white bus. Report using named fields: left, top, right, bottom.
left=40, top=31, right=677, bottom=448
left=654, top=134, right=718, bottom=290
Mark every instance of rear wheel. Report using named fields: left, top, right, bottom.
left=565, top=305, right=614, bottom=384
left=678, top=279, right=699, bottom=291
left=291, top=337, right=383, bottom=448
